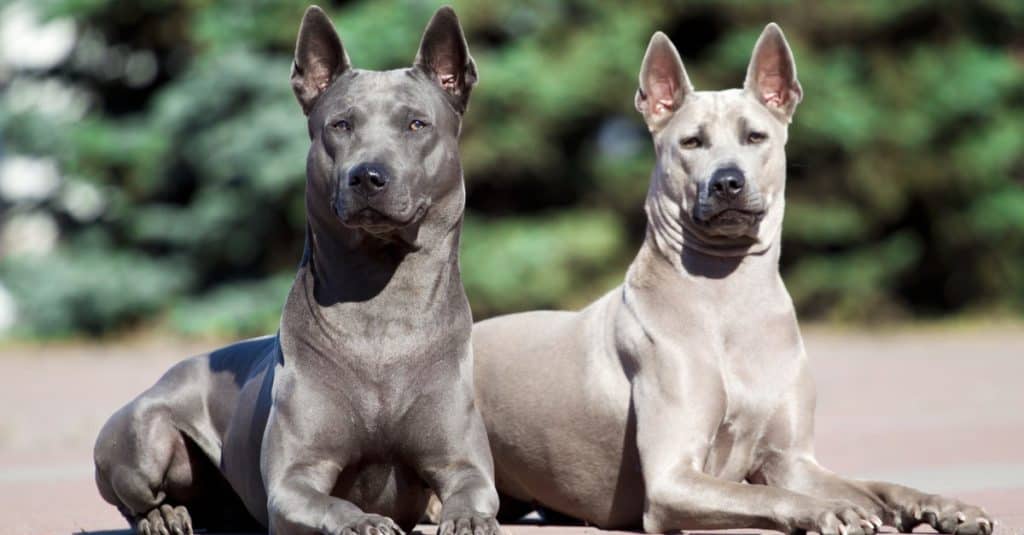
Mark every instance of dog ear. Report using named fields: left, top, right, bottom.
left=635, top=32, right=693, bottom=130
left=291, top=5, right=351, bottom=115
left=414, top=6, right=478, bottom=114
left=744, top=23, right=802, bottom=122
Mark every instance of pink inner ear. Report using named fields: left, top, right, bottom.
left=438, top=73, right=458, bottom=91
left=755, top=53, right=790, bottom=108
left=313, top=67, right=331, bottom=92
left=759, top=73, right=786, bottom=107
left=430, top=51, right=460, bottom=92
left=299, top=50, right=339, bottom=95
left=648, top=78, right=677, bottom=114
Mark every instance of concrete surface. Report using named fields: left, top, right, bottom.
left=1, top=326, right=1022, bottom=535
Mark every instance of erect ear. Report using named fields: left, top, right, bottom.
left=744, top=23, right=802, bottom=122
left=291, top=5, right=351, bottom=115
left=413, top=6, right=478, bottom=114
left=635, top=32, right=693, bottom=130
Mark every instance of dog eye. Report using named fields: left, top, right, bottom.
left=330, top=119, right=352, bottom=131
left=409, top=119, right=428, bottom=131
left=680, top=136, right=702, bottom=149
left=747, top=131, right=767, bottom=144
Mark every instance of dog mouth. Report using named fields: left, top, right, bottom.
left=690, top=207, right=766, bottom=238
left=694, top=208, right=765, bottom=227
left=339, top=202, right=429, bottom=234
left=706, top=208, right=764, bottom=225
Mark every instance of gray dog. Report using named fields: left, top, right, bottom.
left=93, top=6, right=499, bottom=535
left=472, top=25, right=994, bottom=535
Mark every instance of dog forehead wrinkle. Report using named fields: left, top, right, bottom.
left=337, top=87, right=427, bottom=123
left=356, top=72, right=445, bottom=118
left=716, top=94, right=748, bottom=125
left=338, top=70, right=414, bottom=98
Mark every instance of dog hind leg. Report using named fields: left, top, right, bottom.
left=95, top=403, right=200, bottom=535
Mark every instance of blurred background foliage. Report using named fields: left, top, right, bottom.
left=0, top=0, right=1022, bottom=339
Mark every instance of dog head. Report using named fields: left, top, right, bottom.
left=292, top=5, right=476, bottom=239
left=635, top=24, right=801, bottom=249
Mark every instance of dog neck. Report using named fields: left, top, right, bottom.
left=280, top=190, right=467, bottom=353
left=308, top=194, right=461, bottom=299
left=625, top=180, right=800, bottom=367
left=623, top=183, right=791, bottom=352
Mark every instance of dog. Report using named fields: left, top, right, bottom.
left=93, top=6, right=499, bottom=535
left=471, top=25, right=994, bottom=535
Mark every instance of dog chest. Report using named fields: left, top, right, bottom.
left=703, top=339, right=802, bottom=480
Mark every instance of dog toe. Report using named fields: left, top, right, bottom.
left=159, top=505, right=183, bottom=535
left=172, top=506, right=193, bottom=535
left=455, top=517, right=474, bottom=535
left=144, top=508, right=169, bottom=535
left=440, top=515, right=497, bottom=535
left=471, top=515, right=500, bottom=535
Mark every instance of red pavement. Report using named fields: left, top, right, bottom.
left=1, top=326, right=1021, bottom=535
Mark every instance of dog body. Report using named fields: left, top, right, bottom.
left=476, top=243, right=797, bottom=529
left=94, top=7, right=499, bottom=535
left=474, top=26, right=993, bottom=535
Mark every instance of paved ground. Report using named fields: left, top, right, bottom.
left=1, top=326, right=1022, bottom=535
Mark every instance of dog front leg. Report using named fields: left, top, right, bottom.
left=644, top=466, right=884, bottom=534
left=264, top=455, right=405, bottom=535
left=425, top=466, right=500, bottom=535
left=757, top=371, right=995, bottom=535
left=262, top=410, right=400, bottom=535
left=414, top=387, right=500, bottom=535
left=632, top=372, right=878, bottom=535
left=266, top=468, right=398, bottom=535
left=755, top=454, right=889, bottom=526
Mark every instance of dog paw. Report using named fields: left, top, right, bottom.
left=790, top=498, right=880, bottom=535
left=892, top=494, right=993, bottom=535
left=135, top=504, right=193, bottom=535
left=437, top=514, right=500, bottom=535
left=337, top=514, right=404, bottom=535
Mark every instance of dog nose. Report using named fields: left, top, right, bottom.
left=347, top=163, right=390, bottom=196
left=709, top=167, right=745, bottom=200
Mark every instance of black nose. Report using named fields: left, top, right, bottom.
left=347, top=163, right=390, bottom=196
left=708, top=166, right=746, bottom=200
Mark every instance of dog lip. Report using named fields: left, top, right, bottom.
left=693, top=208, right=765, bottom=226
left=710, top=208, right=764, bottom=221
left=370, top=201, right=429, bottom=227
left=340, top=202, right=429, bottom=233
